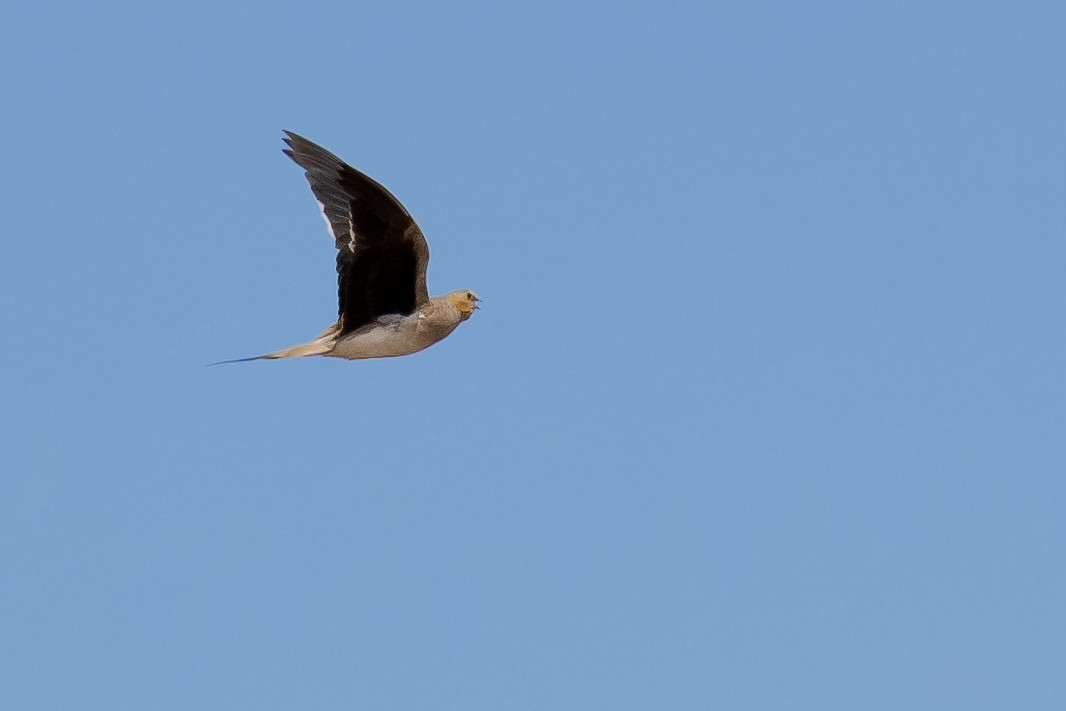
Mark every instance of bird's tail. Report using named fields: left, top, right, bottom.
left=209, top=324, right=340, bottom=366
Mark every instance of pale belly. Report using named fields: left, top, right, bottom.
left=326, top=316, right=457, bottom=360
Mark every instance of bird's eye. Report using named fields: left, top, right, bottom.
left=466, top=292, right=474, bottom=300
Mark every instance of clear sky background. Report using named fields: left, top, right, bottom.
left=2, top=2, right=1064, bottom=709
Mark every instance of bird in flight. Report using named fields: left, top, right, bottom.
left=216, top=131, right=479, bottom=364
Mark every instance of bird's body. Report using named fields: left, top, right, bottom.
left=265, top=291, right=475, bottom=361
left=217, top=131, right=478, bottom=364
left=331, top=294, right=471, bottom=359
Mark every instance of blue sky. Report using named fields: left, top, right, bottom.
left=2, top=1, right=1065, bottom=709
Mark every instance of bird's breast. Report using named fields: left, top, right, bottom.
left=327, top=314, right=455, bottom=360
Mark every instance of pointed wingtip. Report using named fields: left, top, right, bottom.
left=282, top=129, right=305, bottom=146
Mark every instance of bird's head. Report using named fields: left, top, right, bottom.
left=445, top=290, right=481, bottom=321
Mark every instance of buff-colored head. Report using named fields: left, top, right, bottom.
left=444, top=290, right=481, bottom=321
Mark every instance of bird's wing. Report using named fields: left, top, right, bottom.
left=282, top=131, right=430, bottom=335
